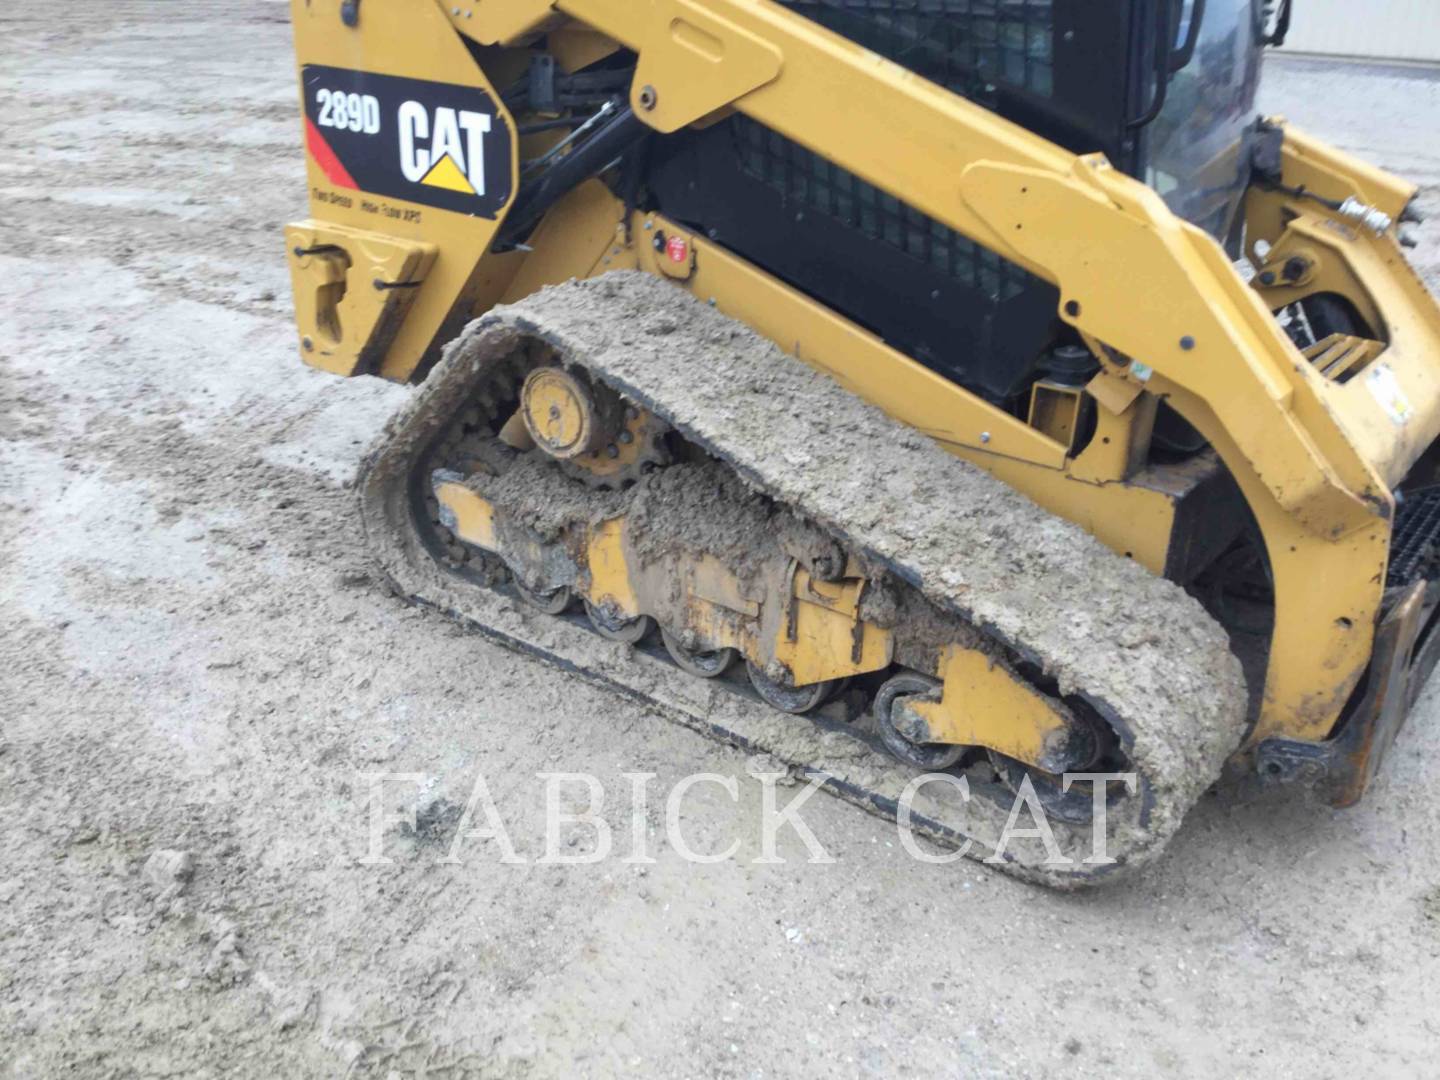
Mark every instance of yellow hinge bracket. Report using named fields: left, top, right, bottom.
left=285, top=220, right=438, bottom=377
left=452, top=0, right=561, bottom=45
left=630, top=0, right=783, bottom=133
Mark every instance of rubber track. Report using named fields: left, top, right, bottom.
left=357, top=272, right=1249, bottom=887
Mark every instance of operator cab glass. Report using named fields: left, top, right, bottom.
left=768, top=1, right=1267, bottom=244
left=1145, top=0, right=1265, bottom=245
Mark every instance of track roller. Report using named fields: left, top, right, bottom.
left=873, top=672, right=966, bottom=771
left=515, top=579, right=574, bottom=615
left=745, top=661, right=841, bottom=714
left=584, top=600, right=655, bottom=644
left=661, top=628, right=739, bottom=679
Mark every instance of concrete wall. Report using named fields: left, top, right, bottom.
left=1281, top=0, right=1440, bottom=63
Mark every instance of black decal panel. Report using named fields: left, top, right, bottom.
left=301, top=64, right=513, bottom=219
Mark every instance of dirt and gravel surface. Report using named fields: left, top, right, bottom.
left=2, top=3, right=1439, bottom=1076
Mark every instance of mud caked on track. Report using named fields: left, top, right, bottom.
left=357, top=271, right=1250, bottom=885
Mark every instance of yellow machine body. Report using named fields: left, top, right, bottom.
left=285, top=0, right=1440, bottom=805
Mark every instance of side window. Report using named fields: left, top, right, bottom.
left=776, top=0, right=1057, bottom=103
left=1175, top=0, right=1198, bottom=46
left=731, top=116, right=1031, bottom=303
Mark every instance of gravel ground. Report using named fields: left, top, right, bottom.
left=2, top=4, right=1439, bottom=1076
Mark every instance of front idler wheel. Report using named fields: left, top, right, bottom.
left=746, top=661, right=840, bottom=715
left=873, top=672, right=965, bottom=770
left=661, top=628, right=739, bottom=679
left=987, top=753, right=1096, bottom=825
left=986, top=701, right=1123, bottom=825
left=584, top=599, right=655, bottom=644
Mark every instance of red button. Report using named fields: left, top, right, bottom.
left=666, top=235, right=688, bottom=264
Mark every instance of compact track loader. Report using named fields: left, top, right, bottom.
left=284, top=0, right=1440, bottom=884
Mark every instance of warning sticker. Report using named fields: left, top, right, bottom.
left=1365, top=362, right=1413, bottom=426
left=300, top=65, right=512, bottom=219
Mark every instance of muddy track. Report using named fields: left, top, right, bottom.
left=357, top=271, right=1249, bottom=886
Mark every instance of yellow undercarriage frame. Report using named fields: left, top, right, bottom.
left=287, top=0, right=1440, bottom=805
left=434, top=479, right=1082, bottom=773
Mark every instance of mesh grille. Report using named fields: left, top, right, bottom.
left=732, top=116, right=1030, bottom=301
left=1388, top=486, right=1440, bottom=589
left=777, top=0, right=1056, bottom=99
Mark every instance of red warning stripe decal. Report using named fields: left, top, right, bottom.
left=305, top=117, right=357, bottom=190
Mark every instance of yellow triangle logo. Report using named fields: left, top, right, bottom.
left=420, top=153, right=476, bottom=195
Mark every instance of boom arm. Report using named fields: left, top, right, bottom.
left=460, top=0, right=1402, bottom=539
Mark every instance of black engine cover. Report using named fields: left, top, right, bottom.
left=645, top=119, right=1060, bottom=401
